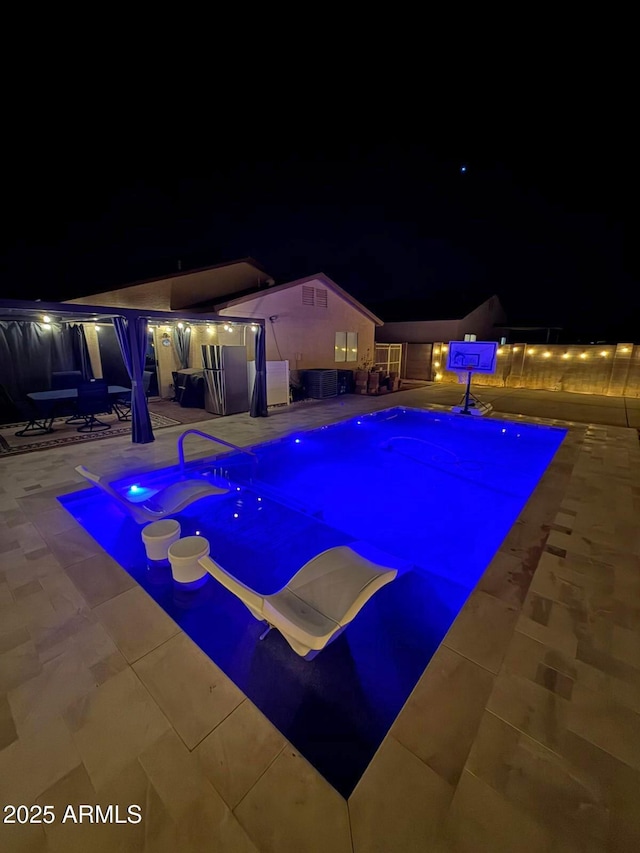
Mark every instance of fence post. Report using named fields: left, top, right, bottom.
left=606, top=344, right=633, bottom=396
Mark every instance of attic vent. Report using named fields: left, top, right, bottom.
left=302, top=286, right=328, bottom=308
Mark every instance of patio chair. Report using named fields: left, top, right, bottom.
left=0, top=385, right=54, bottom=436
left=75, top=465, right=230, bottom=524
left=51, top=371, right=84, bottom=390
left=198, top=545, right=398, bottom=659
left=75, top=380, right=113, bottom=432
left=112, top=371, right=152, bottom=421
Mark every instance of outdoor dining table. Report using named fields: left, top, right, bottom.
left=26, top=385, right=132, bottom=432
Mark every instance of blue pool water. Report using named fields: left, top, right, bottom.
left=60, top=407, right=566, bottom=796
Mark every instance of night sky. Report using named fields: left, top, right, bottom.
left=1, top=133, right=636, bottom=341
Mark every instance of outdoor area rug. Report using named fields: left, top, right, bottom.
left=0, top=411, right=181, bottom=456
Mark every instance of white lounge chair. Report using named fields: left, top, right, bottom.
left=75, top=465, right=229, bottom=524
left=198, top=545, right=398, bottom=659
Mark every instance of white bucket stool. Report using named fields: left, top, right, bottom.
left=141, top=519, right=182, bottom=562
left=168, top=536, right=210, bottom=584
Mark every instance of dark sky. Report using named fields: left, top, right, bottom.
left=1, top=132, right=637, bottom=339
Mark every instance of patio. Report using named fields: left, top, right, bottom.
left=0, top=384, right=638, bottom=852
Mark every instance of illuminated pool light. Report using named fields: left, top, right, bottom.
left=294, top=438, right=301, bottom=444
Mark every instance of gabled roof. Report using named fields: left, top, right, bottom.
left=211, top=272, right=384, bottom=326
left=66, top=257, right=273, bottom=310
left=367, top=291, right=499, bottom=323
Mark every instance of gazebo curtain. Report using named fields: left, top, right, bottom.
left=70, top=324, right=94, bottom=380
left=113, top=316, right=154, bottom=444
left=249, top=324, right=268, bottom=418
left=172, top=326, right=190, bottom=369
left=0, top=321, right=75, bottom=401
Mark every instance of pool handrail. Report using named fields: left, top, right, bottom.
left=177, top=429, right=257, bottom=471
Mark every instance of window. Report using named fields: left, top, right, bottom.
left=302, top=286, right=328, bottom=307
left=335, top=331, right=358, bottom=362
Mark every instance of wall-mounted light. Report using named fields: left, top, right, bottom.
left=497, top=348, right=504, bottom=355
left=435, top=372, right=443, bottom=380
left=543, top=351, right=551, bottom=358
left=251, top=324, right=258, bottom=332
left=513, top=346, right=520, bottom=352
left=94, top=324, right=100, bottom=331
left=580, top=353, right=587, bottom=359
left=600, top=351, right=608, bottom=357
left=434, top=361, right=440, bottom=368
left=528, top=349, right=535, bottom=355
left=42, top=315, right=51, bottom=323
left=177, top=322, right=184, bottom=329
left=223, top=324, right=230, bottom=331
left=562, top=353, right=570, bottom=359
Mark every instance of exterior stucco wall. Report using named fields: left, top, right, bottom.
left=461, top=297, right=506, bottom=340
left=218, top=280, right=376, bottom=370
left=376, top=319, right=461, bottom=344
left=375, top=297, right=506, bottom=345
left=80, top=323, right=103, bottom=378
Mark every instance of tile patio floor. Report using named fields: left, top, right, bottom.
left=0, top=385, right=639, bottom=852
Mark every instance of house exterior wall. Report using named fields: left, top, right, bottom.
left=376, top=297, right=506, bottom=345
left=461, top=297, right=506, bottom=340
left=376, top=319, right=460, bottom=344
left=80, top=322, right=103, bottom=378
left=217, top=279, right=376, bottom=370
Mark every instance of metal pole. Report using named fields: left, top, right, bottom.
left=463, top=370, right=472, bottom=413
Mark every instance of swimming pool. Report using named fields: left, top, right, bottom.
left=60, top=407, right=566, bottom=796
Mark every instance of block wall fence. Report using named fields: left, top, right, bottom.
left=429, top=343, right=640, bottom=397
